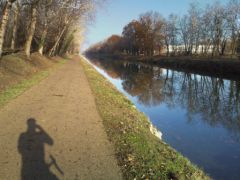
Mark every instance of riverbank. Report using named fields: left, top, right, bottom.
left=0, top=53, right=66, bottom=108
left=80, top=57, right=210, bottom=179
left=87, top=53, right=240, bottom=80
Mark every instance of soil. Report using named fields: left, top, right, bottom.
left=0, top=56, right=122, bottom=180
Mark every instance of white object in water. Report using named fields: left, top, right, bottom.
left=150, top=124, right=162, bottom=140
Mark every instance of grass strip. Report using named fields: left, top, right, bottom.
left=0, top=59, right=66, bottom=108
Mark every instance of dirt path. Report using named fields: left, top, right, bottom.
left=0, top=56, right=122, bottom=180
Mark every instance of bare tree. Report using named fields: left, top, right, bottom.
left=10, top=0, right=20, bottom=49
left=226, top=0, right=240, bottom=55
left=0, top=0, right=17, bottom=58
left=22, top=0, right=41, bottom=57
left=86, top=0, right=240, bottom=58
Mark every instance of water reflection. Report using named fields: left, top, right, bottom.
left=91, top=59, right=240, bottom=137
left=89, top=58, right=240, bottom=179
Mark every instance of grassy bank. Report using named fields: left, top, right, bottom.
left=0, top=53, right=66, bottom=108
left=80, top=58, right=210, bottom=180
left=87, top=53, right=240, bottom=80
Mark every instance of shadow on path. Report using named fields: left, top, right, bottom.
left=18, top=118, right=63, bottom=180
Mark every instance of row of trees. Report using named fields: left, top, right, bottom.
left=0, top=0, right=100, bottom=58
left=87, top=0, right=240, bottom=57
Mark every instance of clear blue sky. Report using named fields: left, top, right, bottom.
left=83, top=0, right=229, bottom=50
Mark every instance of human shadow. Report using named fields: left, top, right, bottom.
left=18, top=118, right=63, bottom=180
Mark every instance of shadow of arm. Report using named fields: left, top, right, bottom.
left=37, top=125, right=54, bottom=145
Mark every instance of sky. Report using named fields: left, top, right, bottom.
left=82, top=0, right=229, bottom=51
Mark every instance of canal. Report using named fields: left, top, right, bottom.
left=87, top=57, right=240, bottom=180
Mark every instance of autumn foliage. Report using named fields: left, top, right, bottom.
left=87, top=1, right=240, bottom=57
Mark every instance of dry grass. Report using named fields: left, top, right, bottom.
left=0, top=53, right=66, bottom=108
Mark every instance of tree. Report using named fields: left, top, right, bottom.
left=10, top=1, right=20, bottom=50
left=0, top=0, right=17, bottom=58
left=200, top=6, right=214, bottom=55
left=236, top=33, right=240, bottom=58
left=48, top=0, right=97, bottom=56
left=151, top=12, right=165, bottom=55
left=179, top=15, right=191, bottom=54
left=88, top=0, right=240, bottom=58
left=122, top=20, right=143, bottom=55
left=163, top=14, right=178, bottom=56
left=139, top=12, right=154, bottom=56
left=34, top=0, right=53, bottom=55
left=0, top=0, right=103, bottom=58
left=226, top=0, right=240, bottom=55
left=188, top=3, right=202, bottom=54
left=22, top=0, right=41, bottom=57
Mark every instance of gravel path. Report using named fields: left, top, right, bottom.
left=0, top=56, right=122, bottom=180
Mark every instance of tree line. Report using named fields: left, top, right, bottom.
left=0, top=0, right=100, bottom=58
left=87, top=0, right=240, bottom=57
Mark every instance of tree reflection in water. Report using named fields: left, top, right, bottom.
left=90, top=58, right=240, bottom=139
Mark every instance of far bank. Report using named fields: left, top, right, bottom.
left=86, top=53, right=240, bottom=80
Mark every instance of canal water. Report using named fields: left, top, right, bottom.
left=87, top=57, right=240, bottom=180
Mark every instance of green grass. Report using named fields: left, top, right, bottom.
left=0, top=59, right=66, bottom=108
left=80, top=59, right=210, bottom=180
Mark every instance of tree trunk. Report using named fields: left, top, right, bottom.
left=59, top=32, right=74, bottom=55
left=0, top=1, right=13, bottom=58
left=11, top=3, right=19, bottom=50
left=48, top=26, right=67, bottom=56
left=231, top=33, right=237, bottom=56
left=38, top=25, right=47, bottom=55
left=220, top=39, right=227, bottom=56
left=166, top=45, right=169, bottom=56
left=24, top=6, right=37, bottom=57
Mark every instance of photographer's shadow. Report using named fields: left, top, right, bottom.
left=18, top=118, right=63, bottom=180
